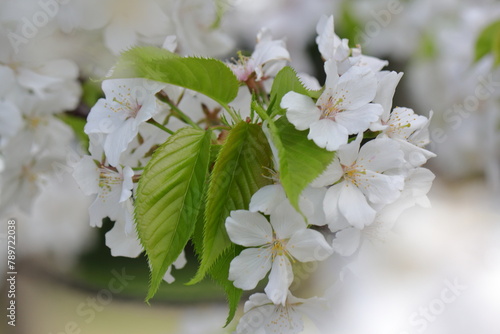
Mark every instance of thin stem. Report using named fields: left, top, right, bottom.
left=252, top=100, right=271, bottom=122
left=147, top=119, right=174, bottom=134
left=221, top=103, right=241, bottom=123
left=156, top=92, right=202, bottom=130
left=209, top=125, right=231, bottom=131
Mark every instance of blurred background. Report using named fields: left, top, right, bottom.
left=1, top=0, right=500, bottom=333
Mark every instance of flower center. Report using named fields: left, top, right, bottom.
left=21, top=164, right=37, bottom=183
left=341, top=163, right=366, bottom=187
left=108, top=84, right=143, bottom=119
left=98, top=167, right=123, bottom=196
left=26, top=116, right=47, bottom=129
left=320, top=96, right=343, bottom=120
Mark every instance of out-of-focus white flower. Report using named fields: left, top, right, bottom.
left=0, top=135, right=61, bottom=214
left=282, top=60, right=382, bottom=151
left=0, top=100, right=22, bottom=147
left=236, top=292, right=329, bottom=334
left=226, top=201, right=332, bottom=305
left=84, top=78, right=166, bottom=167
left=332, top=167, right=435, bottom=257
left=168, top=0, right=234, bottom=57
left=72, top=153, right=135, bottom=229
left=229, top=28, right=290, bottom=82
left=313, top=134, right=405, bottom=230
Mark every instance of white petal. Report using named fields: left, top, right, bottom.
left=163, top=266, right=175, bottom=284
left=323, top=183, right=350, bottom=232
left=335, top=103, right=383, bottom=134
left=311, top=158, right=342, bottom=188
left=338, top=183, right=376, bottom=228
left=287, top=229, right=332, bottom=262
left=354, top=55, right=388, bottom=72
left=72, top=156, right=100, bottom=196
left=332, top=227, right=361, bottom=256
left=162, top=35, right=177, bottom=52
left=249, top=184, right=287, bottom=214
left=357, top=171, right=404, bottom=204
left=105, top=218, right=143, bottom=258
left=337, top=132, right=363, bottom=166
left=270, top=201, right=307, bottom=240
left=229, top=248, right=272, bottom=290
left=281, top=92, right=321, bottom=130
left=374, top=71, right=404, bottom=122
left=173, top=250, right=187, bottom=269
left=308, top=119, right=348, bottom=151
left=265, top=255, right=293, bottom=305
left=104, top=119, right=138, bottom=166
left=120, top=166, right=134, bottom=202
left=323, top=59, right=339, bottom=90
left=238, top=293, right=303, bottom=334
left=226, top=210, right=273, bottom=246
left=334, top=66, right=378, bottom=110
left=357, top=137, right=404, bottom=173
left=85, top=99, right=129, bottom=136
left=299, top=187, right=327, bottom=226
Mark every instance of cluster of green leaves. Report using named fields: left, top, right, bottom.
left=475, top=20, right=500, bottom=66
left=117, top=48, right=334, bottom=325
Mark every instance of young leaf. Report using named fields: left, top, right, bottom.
left=135, top=127, right=212, bottom=301
left=269, top=66, right=322, bottom=116
left=189, top=122, right=273, bottom=284
left=209, top=247, right=243, bottom=327
left=110, top=46, right=240, bottom=105
left=475, top=20, right=500, bottom=65
left=266, top=116, right=335, bottom=212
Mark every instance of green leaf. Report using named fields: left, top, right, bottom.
left=190, top=143, right=243, bottom=326
left=189, top=122, right=273, bottom=284
left=135, top=127, right=212, bottom=301
left=475, top=20, right=500, bottom=65
left=209, top=248, right=243, bottom=327
left=266, top=116, right=335, bottom=212
left=269, top=66, right=322, bottom=117
left=81, top=80, right=103, bottom=108
left=110, top=46, right=239, bottom=105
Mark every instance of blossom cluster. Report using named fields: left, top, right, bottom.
left=66, top=12, right=436, bottom=332
left=0, top=0, right=233, bottom=266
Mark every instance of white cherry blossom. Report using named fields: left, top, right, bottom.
left=378, top=107, right=436, bottom=167
left=313, top=134, right=405, bottom=230
left=72, top=152, right=134, bottom=229
left=236, top=292, right=329, bottom=334
left=226, top=201, right=332, bottom=305
left=281, top=60, right=383, bottom=151
left=228, top=28, right=290, bottom=82
left=84, top=78, right=166, bottom=167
